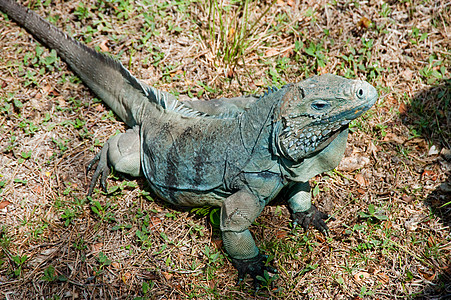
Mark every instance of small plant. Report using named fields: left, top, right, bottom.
left=203, top=245, right=224, bottom=280
left=256, top=270, right=279, bottom=290
left=41, top=265, right=67, bottom=282
left=201, top=0, right=276, bottom=72
left=96, top=251, right=112, bottom=271
left=359, top=204, right=388, bottom=222
left=191, top=206, right=220, bottom=228
left=11, top=254, right=28, bottom=277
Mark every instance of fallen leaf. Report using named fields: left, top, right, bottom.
left=33, top=185, right=42, bottom=194
left=276, top=230, right=288, bottom=239
left=122, top=272, right=132, bottom=283
left=338, top=156, right=370, bottom=172
left=211, top=238, right=223, bottom=248
left=422, top=170, right=437, bottom=181
left=377, top=272, right=390, bottom=284
left=399, top=101, right=408, bottom=114
left=400, top=69, right=413, bottom=81
left=265, top=48, right=279, bottom=57
left=354, top=271, right=370, bottom=281
left=384, top=220, right=392, bottom=230
left=427, top=236, right=435, bottom=248
left=418, top=268, right=436, bottom=281
left=91, top=242, right=103, bottom=252
left=383, top=132, right=406, bottom=144
left=99, top=39, right=109, bottom=52
left=357, top=17, right=371, bottom=29
left=111, top=262, right=122, bottom=269
left=0, top=201, right=12, bottom=209
left=161, top=271, right=173, bottom=280
left=354, top=173, right=367, bottom=186
left=405, top=214, right=425, bottom=231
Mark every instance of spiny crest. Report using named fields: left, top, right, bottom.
left=263, top=86, right=279, bottom=97
left=145, top=86, right=239, bottom=119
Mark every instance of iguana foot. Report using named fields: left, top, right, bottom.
left=292, top=205, right=335, bottom=235
left=231, top=253, right=277, bottom=289
left=86, top=145, right=111, bottom=196
left=86, top=128, right=141, bottom=196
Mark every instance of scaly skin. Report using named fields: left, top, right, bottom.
left=0, top=0, right=378, bottom=288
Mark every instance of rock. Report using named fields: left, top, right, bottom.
left=428, top=145, right=439, bottom=156
left=440, top=148, right=451, bottom=161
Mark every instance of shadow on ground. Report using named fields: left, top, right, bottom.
left=402, top=79, right=451, bottom=299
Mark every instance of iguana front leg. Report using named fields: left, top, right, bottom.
left=87, top=126, right=141, bottom=195
left=287, top=182, right=334, bottom=235
left=220, top=189, right=277, bottom=288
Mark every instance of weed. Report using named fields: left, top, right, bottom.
left=201, top=0, right=276, bottom=72
left=203, top=245, right=224, bottom=280
left=41, top=265, right=67, bottom=282
left=359, top=204, right=388, bottom=223
left=11, top=254, right=28, bottom=277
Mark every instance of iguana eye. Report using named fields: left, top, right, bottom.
left=356, top=88, right=364, bottom=99
left=311, top=100, right=330, bottom=111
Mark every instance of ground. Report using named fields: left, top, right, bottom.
left=0, top=0, right=450, bottom=299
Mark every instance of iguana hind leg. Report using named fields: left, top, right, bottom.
left=286, top=182, right=335, bottom=235
left=87, top=126, right=141, bottom=195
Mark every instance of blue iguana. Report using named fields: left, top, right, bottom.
left=0, top=0, right=378, bottom=287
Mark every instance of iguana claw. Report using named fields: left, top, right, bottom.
left=231, top=253, right=277, bottom=289
left=292, top=205, right=335, bottom=235
left=86, top=146, right=110, bottom=196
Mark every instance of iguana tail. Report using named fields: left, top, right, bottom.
left=0, top=0, right=149, bottom=127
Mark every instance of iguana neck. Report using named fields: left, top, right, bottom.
left=237, top=86, right=289, bottom=156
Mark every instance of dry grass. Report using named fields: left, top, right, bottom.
left=0, top=0, right=450, bottom=299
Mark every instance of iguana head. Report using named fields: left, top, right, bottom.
left=276, top=74, right=378, bottom=162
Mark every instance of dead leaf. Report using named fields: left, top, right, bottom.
left=400, top=69, right=413, bottom=81
left=418, top=268, right=436, bottom=281
left=211, top=238, right=223, bottom=248
left=377, top=272, right=390, bottom=284
left=95, top=104, right=105, bottom=112
left=99, top=39, right=109, bottom=52
left=384, top=220, right=392, bottom=230
left=354, top=271, right=370, bottom=281
left=405, top=214, right=425, bottom=231
left=33, top=185, right=42, bottom=194
left=0, top=201, right=12, bottom=209
left=354, top=173, right=367, bottom=186
left=338, top=156, right=370, bottom=172
left=276, top=230, right=288, bottom=239
left=265, top=48, right=279, bottom=57
left=427, top=236, right=435, bottom=248
left=122, top=272, right=132, bottom=283
left=111, top=262, right=122, bottom=269
left=58, top=98, right=66, bottom=107
left=357, top=17, right=371, bottom=29
left=161, top=271, right=173, bottom=280
left=399, top=101, right=408, bottom=114
left=91, top=242, right=103, bottom=253
left=383, top=132, right=406, bottom=144
left=422, top=170, right=437, bottom=181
